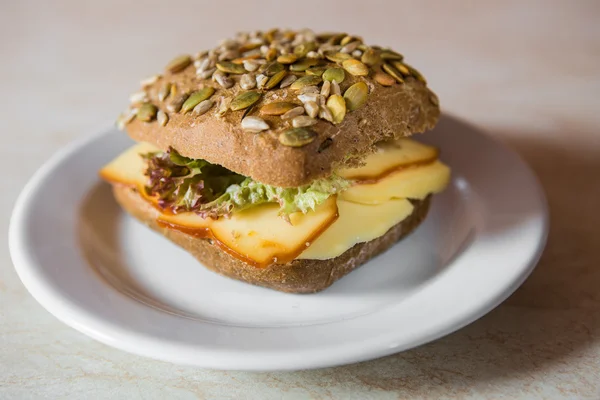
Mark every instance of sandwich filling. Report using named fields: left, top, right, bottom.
left=100, top=138, right=450, bottom=267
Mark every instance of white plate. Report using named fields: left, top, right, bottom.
left=9, top=115, right=548, bottom=371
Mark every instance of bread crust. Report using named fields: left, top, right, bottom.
left=127, top=69, right=439, bottom=188
left=112, top=184, right=430, bottom=293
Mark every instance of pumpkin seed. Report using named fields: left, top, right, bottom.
left=157, top=110, right=169, bottom=126
left=262, top=61, right=284, bottom=76
left=260, top=101, right=297, bottom=116
left=241, top=116, right=269, bottom=133
left=166, top=55, right=192, bottom=73
left=230, top=90, right=262, bottom=111
left=292, top=115, right=318, bottom=128
left=289, top=58, right=319, bottom=72
left=304, top=101, right=319, bottom=118
left=136, top=103, right=158, bottom=121
left=240, top=73, right=256, bottom=90
left=325, top=51, right=352, bottom=63
left=382, top=63, right=405, bottom=83
left=277, top=54, right=298, bottom=64
left=293, top=42, right=316, bottom=58
left=340, top=41, right=360, bottom=54
left=322, top=67, right=345, bottom=83
left=193, top=99, right=214, bottom=115
left=216, top=61, right=246, bottom=74
left=279, top=74, right=297, bottom=88
left=290, top=75, right=322, bottom=90
left=181, top=87, right=215, bottom=113
left=281, top=106, right=305, bottom=119
left=405, top=64, right=427, bottom=83
left=361, top=48, right=381, bottom=66
left=373, top=71, right=396, bottom=86
left=391, top=60, right=410, bottom=76
left=340, top=35, right=361, bottom=46
left=265, top=48, right=278, bottom=61
left=343, top=82, right=368, bottom=111
left=326, top=33, right=347, bottom=45
left=429, top=93, right=439, bottom=106
left=380, top=50, right=404, bottom=61
left=305, top=66, right=326, bottom=76
left=342, top=59, right=369, bottom=76
left=157, top=82, right=172, bottom=102
left=326, top=95, right=346, bottom=124
left=265, top=70, right=286, bottom=89
left=278, top=127, right=317, bottom=147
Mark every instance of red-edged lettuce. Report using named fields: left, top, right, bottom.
left=143, top=149, right=349, bottom=218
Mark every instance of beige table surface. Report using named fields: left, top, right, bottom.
left=1, top=1, right=599, bottom=399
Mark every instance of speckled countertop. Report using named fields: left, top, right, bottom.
left=1, top=1, right=599, bottom=399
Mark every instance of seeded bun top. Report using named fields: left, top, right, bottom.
left=119, top=29, right=440, bottom=187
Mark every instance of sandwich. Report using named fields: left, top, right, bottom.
left=100, top=29, right=450, bottom=293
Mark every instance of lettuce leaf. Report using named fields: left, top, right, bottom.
left=143, top=148, right=350, bottom=218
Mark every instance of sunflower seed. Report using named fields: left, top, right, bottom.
left=256, top=74, right=268, bottom=89
left=290, top=75, right=322, bottom=90
left=181, top=87, right=215, bottom=113
left=241, top=116, right=269, bottom=133
left=298, top=93, right=320, bottom=104
left=292, top=115, right=318, bottom=128
left=320, top=80, right=331, bottom=98
left=331, top=80, right=341, bottom=96
left=304, top=101, right=319, bottom=118
left=240, top=73, right=256, bottom=90
left=195, top=50, right=208, bottom=60
left=343, top=82, right=368, bottom=111
left=351, top=49, right=363, bottom=58
left=293, top=42, right=316, bottom=58
left=231, top=90, right=261, bottom=111
left=166, top=93, right=188, bottom=113
left=216, top=61, right=246, bottom=74
left=342, top=59, right=369, bottom=76
left=373, top=71, right=396, bottom=86
left=277, top=54, right=298, bottom=64
left=116, top=109, right=136, bottom=130
left=281, top=106, right=305, bottom=119
left=306, top=51, right=322, bottom=59
left=197, top=57, right=212, bottom=72
left=361, top=48, right=381, bottom=66
left=193, top=99, right=214, bottom=115
left=129, top=90, right=148, bottom=104
left=265, top=70, right=286, bottom=89
left=214, top=70, right=235, bottom=88
left=218, top=49, right=240, bottom=61
left=279, top=127, right=317, bottom=147
left=326, top=94, right=346, bottom=124
left=193, top=59, right=203, bottom=69
left=382, top=63, right=404, bottom=83
left=198, top=67, right=216, bottom=79
left=279, top=74, right=297, bottom=88
left=318, top=105, right=334, bottom=122
left=157, top=110, right=169, bottom=126
left=340, top=40, right=360, bottom=54
left=289, top=58, right=319, bottom=72
left=322, top=67, right=345, bottom=83
left=243, top=60, right=260, bottom=72
left=157, top=82, right=172, bottom=102
left=136, top=103, right=158, bottom=121
left=299, top=85, right=320, bottom=94
left=305, top=66, right=326, bottom=76
left=260, top=101, right=297, bottom=116
left=216, top=97, right=231, bottom=117
left=140, top=74, right=160, bottom=87
left=166, top=55, right=192, bottom=73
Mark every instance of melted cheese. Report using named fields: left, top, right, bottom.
left=99, top=139, right=450, bottom=265
left=298, top=198, right=414, bottom=260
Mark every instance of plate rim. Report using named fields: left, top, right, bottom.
left=9, top=117, right=549, bottom=371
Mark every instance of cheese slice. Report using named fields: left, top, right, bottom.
left=340, top=161, right=450, bottom=204
left=337, top=138, right=439, bottom=181
left=298, top=198, right=415, bottom=260
left=99, top=142, right=158, bottom=185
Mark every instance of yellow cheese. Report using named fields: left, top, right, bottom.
left=159, top=197, right=338, bottom=267
left=298, top=198, right=415, bottom=260
left=99, top=142, right=158, bottom=185
left=340, top=161, right=451, bottom=204
left=337, top=138, right=438, bottom=181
